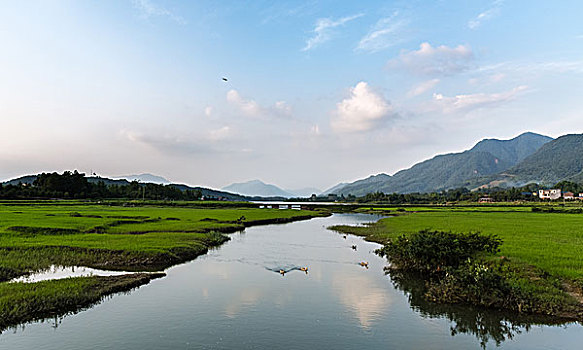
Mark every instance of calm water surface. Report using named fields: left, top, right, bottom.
left=1, top=214, right=582, bottom=349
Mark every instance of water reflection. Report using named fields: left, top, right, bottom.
left=224, top=288, right=263, bottom=318
left=332, top=270, right=392, bottom=329
left=10, top=265, right=135, bottom=283
left=388, top=269, right=575, bottom=348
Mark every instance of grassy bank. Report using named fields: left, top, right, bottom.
left=0, top=202, right=327, bottom=281
left=330, top=205, right=583, bottom=320
left=0, top=201, right=328, bottom=329
left=0, top=273, right=164, bottom=331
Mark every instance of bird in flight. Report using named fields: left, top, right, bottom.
left=222, top=77, right=228, bottom=82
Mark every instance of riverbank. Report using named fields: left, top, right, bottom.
left=0, top=201, right=328, bottom=329
left=0, top=273, right=165, bottom=331
left=0, top=202, right=329, bottom=281
left=330, top=206, right=583, bottom=321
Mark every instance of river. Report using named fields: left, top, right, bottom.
left=1, top=213, right=582, bottom=349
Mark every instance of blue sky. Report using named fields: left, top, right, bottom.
left=1, top=0, right=582, bottom=190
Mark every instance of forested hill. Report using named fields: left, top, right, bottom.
left=0, top=172, right=253, bottom=201
left=329, top=132, right=553, bottom=196
left=488, top=134, right=583, bottom=186
left=322, top=174, right=391, bottom=196
left=469, top=132, right=553, bottom=164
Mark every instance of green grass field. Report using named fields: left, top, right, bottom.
left=332, top=207, right=583, bottom=283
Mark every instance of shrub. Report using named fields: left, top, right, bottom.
left=380, top=230, right=501, bottom=273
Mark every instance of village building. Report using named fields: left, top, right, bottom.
left=538, top=189, right=561, bottom=200
left=478, top=197, right=494, bottom=203
left=563, top=192, right=575, bottom=200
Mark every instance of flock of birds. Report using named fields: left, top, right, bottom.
left=345, top=235, right=368, bottom=268
left=277, top=234, right=369, bottom=276
left=278, top=267, right=308, bottom=276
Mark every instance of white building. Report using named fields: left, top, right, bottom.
left=538, top=189, right=561, bottom=200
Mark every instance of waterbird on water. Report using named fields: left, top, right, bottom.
left=359, top=261, right=369, bottom=268
left=279, top=269, right=285, bottom=275
left=299, top=267, right=308, bottom=273
left=351, top=245, right=357, bottom=250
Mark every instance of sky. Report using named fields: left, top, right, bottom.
left=1, top=0, right=583, bottom=191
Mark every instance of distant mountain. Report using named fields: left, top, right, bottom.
left=168, top=183, right=252, bottom=201
left=480, top=134, right=583, bottom=187
left=469, top=132, right=553, bottom=165
left=2, top=175, right=37, bottom=186
left=222, top=180, right=294, bottom=198
left=111, top=173, right=170, bottom=185
left=330, top=132, right=553, bottom=196
left=322, top=182, right=349, bottom=195
left=286, top=187, right=322, bottom=197
left=325, top=174, right=391, bottom=196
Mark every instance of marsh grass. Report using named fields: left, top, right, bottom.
left=0, top=203, right=326, bottom=281
left=0, top=273, right=165, bottom=331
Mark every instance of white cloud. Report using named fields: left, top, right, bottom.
left=274, top=100, right=292, bottom=115
left=387, top=42, right=474, bottom=76
left=302, top=13, right=364, bottom=51
left=121, top=127, right=236, bottom=155
left=227, top=90, right=293, bottom=118
left=208, top=126, right=231, bottom=141
left=356, top=12, right=408, bottom=53
left=468, top=73, right=506, bottom=86
left=260, top=2, right=315, bottom=24
left=468, top=0, right=503, bottom=29
left=204, top=106, right=214, bottom=117
left=310, top=124, right=321, bottom=136
left=429, top=85, right=528, bottom=114
left=331, top=82, right=395, bottom=133
left=478, top=60, right=583, bottom=75
left=407, top=79, right=440, bottom=97
left=131, top=0, right=186, bottom=24
left=227, top=89, right=262, bottom=117
left=120, top=129, right=208, bottom=155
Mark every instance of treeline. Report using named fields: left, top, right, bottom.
left=0, top=171, right=202, bottom=200
left=349, top=181, right=583, bottom=204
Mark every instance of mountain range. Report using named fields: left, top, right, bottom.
left=222, top=180, right=321, bottom=198
left=2, top=173, right=268, bottom=201
left=477, top=134, right=583, bottom=188
left=111, top=174, right=171, bottom=185
left=327, top=132, right=561, bottom=196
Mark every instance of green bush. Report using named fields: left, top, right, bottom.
left=380, top=230, right=501, bottom=272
